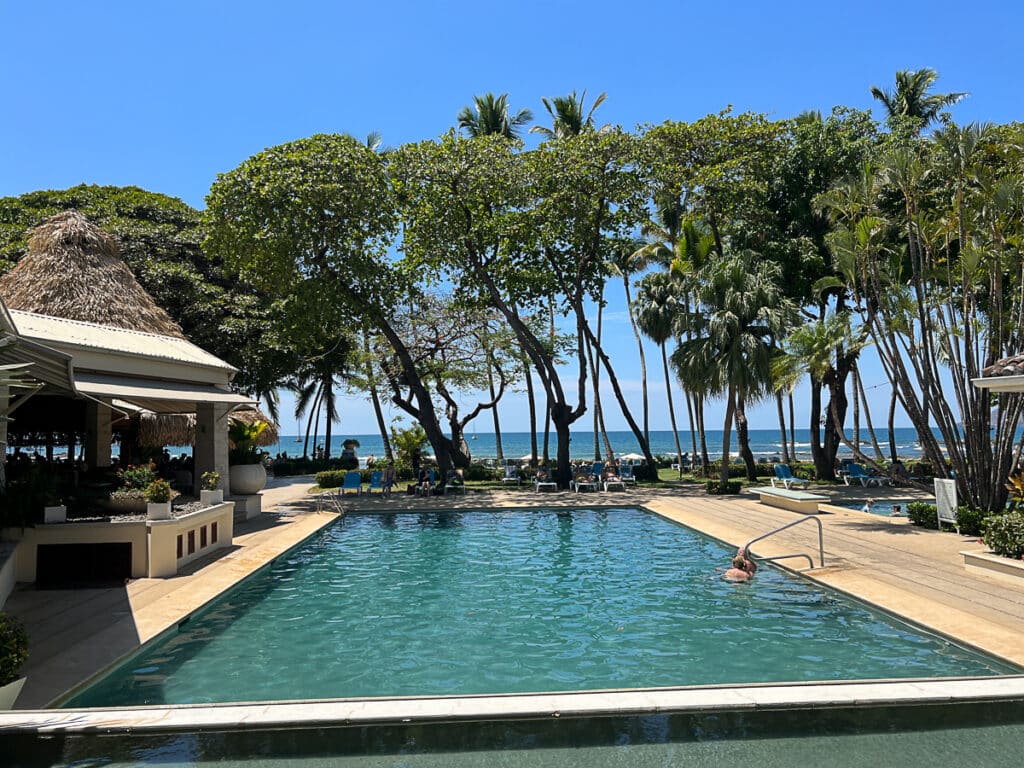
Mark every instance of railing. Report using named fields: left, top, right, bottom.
left=742, top=515, right=825, bottom=569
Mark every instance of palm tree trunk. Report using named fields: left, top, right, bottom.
left=323, top=374, right=334, bottom=460
left=524, top=356, right=537, bottom=463
left=720, top=387, right=735, bottom=486
left=623, top=274, right=649, bottom=444
left=302, top=390, right=319, bottom=459
left=887, top=387, right=899, bottom=463
left=735, top=394, right=757, bottom=481
left=852, top=367, right=861, bottom=451
left=788, top=392, right=796, bottom=460
left=776, top=392, right=790, bottom=463
left=855, top=367, right=885, bottom=461
left=696, top=394, right=710, bottom=474
left=661, top=342, right=684, bottom=476
left=363, top=332, right=393, bottom=461
left=312, top=391, right=322, bottom=459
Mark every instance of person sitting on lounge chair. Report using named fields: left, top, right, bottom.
left=381, top=461, right=397, bottom=497
left=446, top=468, right=463, bottom=488
left=417, top=467, right=434, bottom=496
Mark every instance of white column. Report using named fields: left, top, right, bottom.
left=84, top=401, right=112, bottom=468
left=194, top=403, right=230, bottom=491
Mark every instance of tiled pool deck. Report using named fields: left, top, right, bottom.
left=3, top=477, right=1024, bottom=728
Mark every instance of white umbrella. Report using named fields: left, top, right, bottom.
left=620, top=452, right=644, bottom=461
left=519, top=453, right=536, bottom=461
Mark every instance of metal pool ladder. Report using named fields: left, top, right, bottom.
left=742, top=515, right=825, bottom=570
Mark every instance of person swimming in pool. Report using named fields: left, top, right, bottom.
left=724, top=548, right=757, bottom=582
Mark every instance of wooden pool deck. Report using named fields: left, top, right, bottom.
left=4, top=477, right=1023, bottom=711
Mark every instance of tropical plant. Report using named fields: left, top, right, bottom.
left=144, top=479, right=173, bottom=504
left=982, top=513, right=1024, bottom=559
left=118, top=464, right=156, bottom=490
left=870, top=68, right=968, bottom=130
left=228, top=418, right=268, bottom=465
left=530, top=90, right=608, bottom=140
left=200, top=471, right=221, bottom=491
left=0, top=612, right=29, bottom=685
left=457, top=93, right=533, bottom=139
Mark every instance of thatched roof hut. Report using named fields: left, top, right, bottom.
left=138, top=407, right=279, bottom=448
left=0, top=210, right=185, bottom=338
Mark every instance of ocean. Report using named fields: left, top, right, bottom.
left=269, top=427, right=935, bottom=463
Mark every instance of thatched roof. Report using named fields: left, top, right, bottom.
left=982, top=354, right=1024, bottom=378
left=0, top=210, right=185, bottom=338
left=138, top=407, right=279, bottom=448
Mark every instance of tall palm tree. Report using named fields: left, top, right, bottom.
left=870, top=68, right=967, bottom=129
left=529, top=90, right=609, bottom=139
left=457, top=93, right=533, bottom=139
left=673, top=251, right=798, bottom=485
left=611, top=238, right=653, bottom=443
left=634, top=272, right=685, bottom=475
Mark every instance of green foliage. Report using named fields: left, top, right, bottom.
left=705, top=480, right=742, bottom=494
left=228, top=419, right=268, bottom=465
left=390, top=424, right=429, bottom=467
left=907, top=502, right=938, bottom=529
left=144, top=479, right=173, bottom=504
left=200, top=471, right=221, bottom=491
left=954, top=506, right=989, bottom=538
left=982, top=513, right=1024, bottom=559
left=0, top=612, right=29, bottom=685
left=118, top=464, right=156, bottom=490
left=315, top=470, right=348, bottom=489
left=462, top=463, right=492, bottom=482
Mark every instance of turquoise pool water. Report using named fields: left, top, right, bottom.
left=842, top=499, right=915, bottom=516
left=66, top=508, right=1014, bottom=707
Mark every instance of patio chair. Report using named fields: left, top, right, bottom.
left=534, top=469, right=558, bottom=493
left=340, top=470, right=363, bottom=495
left=444, top=469, right=466, bottom=495
left=501, top=464, right=521, bottom=486
left=602, top=471, right=626, bottom=492
left=772, top=464, right=809, bottom=490
left=619, top=464, right=638, bottom=486
left=591, top=462, right=604, bottom=483
left=844, top=464, right=888, bottom=487
left=366, top=470, right=383, bottom=495
left=571, top=471, right=597, bottom=492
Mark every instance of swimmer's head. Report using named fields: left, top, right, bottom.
left=732, top=555, right=746, bottom=568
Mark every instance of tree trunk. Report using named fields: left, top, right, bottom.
left=623, top=273, right=650, bottom=444
left=735, top=395, right=757, bottom=481
left=661, top=342, right=684, bottom=478
left=488, top=359, right=504, bottom=463
left=887, top=387, right=898, bottom=463
left=776, top=392, right=790, bottom=463
left=696, top=394, right=710, bottom=474
left=788, top=392, right=796, bottom=462
left=720, top=387, right=735, bottom=487
left=363, top=332, right=393, bottom=461
left=524, top=356, right=538, bottom=464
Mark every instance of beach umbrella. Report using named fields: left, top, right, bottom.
left=620, top=452, right=644, bottom=461
left=0, top=210, right=186, bottom=337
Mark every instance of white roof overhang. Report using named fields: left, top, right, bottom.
left=971, top=375, right=1024, bottom=393
left=72, top=372, right=255, bottom=414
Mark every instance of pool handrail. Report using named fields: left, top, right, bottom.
left=743, top=514, right=825, bottom=569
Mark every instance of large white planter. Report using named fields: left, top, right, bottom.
left=147, top=502, right=172, bottom=521
left=229, top=463, right=267, bottom=495
left=200, top=489, right=224, bottom=506
left=0, top=677, right=25, bottom=709
left=43, top=505, right=67, bottom=524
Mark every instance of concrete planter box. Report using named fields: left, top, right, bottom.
left=0, top=676, right=26, bottom=710
left=962, top=550, right=1024, bottom=585
left=43, top=505, right=67, bottom=524
left=200, top=489, right=224, bottom=506
left=147, top=502, right=172, bottom=521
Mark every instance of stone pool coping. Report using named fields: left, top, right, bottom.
left=5, top=480, right=1024, bottom=717
left=2, top=677, right=1024, bottom=734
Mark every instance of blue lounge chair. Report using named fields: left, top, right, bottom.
left=772, top=464, right=809, bottom=490
left=619, top=464, right=638, bottom=486
left=591, top=462, right=604, bottom=482
left=340, top=470, right=363, bottom=495
left=366, top=470, right=383, bottom=494
left=845, top=464, right=887, bottom=487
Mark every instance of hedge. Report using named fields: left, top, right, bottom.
left=982, top=513, right=1024, bottom=559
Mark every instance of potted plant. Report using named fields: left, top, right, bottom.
left=104, top=464, right=156, bottom=514
left=43, top=488, right=66, bottom=524
left=0, top=612, right=28, bottom=709
left=145, top=478, right=173, bottom=520
left=200, top=471, right=223, bottom=506
left=228, top=418, right=269, bottom=495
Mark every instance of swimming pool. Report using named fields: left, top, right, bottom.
left=841, top=499, right=916, bottom=516
left=64, top=508, right=1014, bottom=708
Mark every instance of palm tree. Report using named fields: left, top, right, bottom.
left=634, top=272, right=685, bottom=475
left=611, top=238, right=653, bottom=444
left=672, top=251, right=798, bottom=485
left=529, top=90, right=609, bottom=139
left=870, top=68, right=967, bottom=129
left=457, top=93, right=533, bottom=139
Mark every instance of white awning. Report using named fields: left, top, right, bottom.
left=73, top=372, right=255, bottom=413
left=972, top=375, right=1024, bottom=393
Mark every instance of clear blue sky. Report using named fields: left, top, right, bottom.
left=2, top=1, right=1020, bottom=436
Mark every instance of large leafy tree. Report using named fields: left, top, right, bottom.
left=457, top=93, right=533, bottom=139
left=0, top=185, right=289, bottom=401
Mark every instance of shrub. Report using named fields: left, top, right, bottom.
left=315, top=470, right=348, bottom=489
left=463, top=463, right=492, bottom=482
left=630, top=463, right=658, bottom=482
left=119, top=464, right=156, bottom=490
left=0, top=612, right=29, bottom=686
left=705, top=480, right=742, bottom=494
left=337, top=457, right=359, bottom=471
left=954, top=505, right=989, bottom=537
left=144, top=479, right=173, bottom=504
left=982, top=513, right=1024, bottom=559
left=907, top=460, right=934, bottom=480
left=200, top=471, right=221, bottom=491
left=906, top=501, right=938, bottom=529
